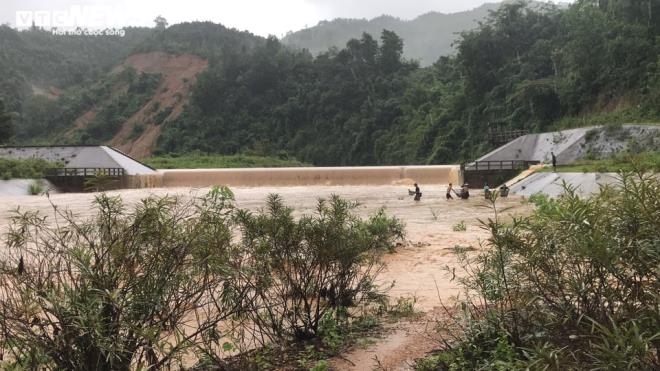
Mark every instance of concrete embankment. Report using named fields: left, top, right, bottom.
left=476, top=124, right=660, bottom=165
left=127, top=165, right=462, bottom=188
left=510, top=172, right=620, bottom=198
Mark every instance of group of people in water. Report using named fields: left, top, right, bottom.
left=445, top=182, right=470, bottom=200
left=410, top=182, right=509, bottom=201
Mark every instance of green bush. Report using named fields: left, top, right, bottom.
left=84, top=71, right=161, bottom=142
left=26, top=179, right=45, bottom=195
left=153, top=106, right=174, bottom=125
left=452, top=220, right=467, bottom=232
left=129, top=122, right=146, bottom=139
left=429, top=172, right=660, bottom=369
left=0, top=188, right=403, bottom=369
left=144, top=153, right=309, bottom=169
left=231, top=194, right=404, bottom=345
left=83, top=171, right=121, bottom=192
left=0, top=158, right=54, bottom=179
left=0, top=188, right=243, bottom=369
left=542, top=151, right=660, bottom=173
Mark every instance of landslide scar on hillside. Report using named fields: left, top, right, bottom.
left=107, top=52, right=208, bottom=158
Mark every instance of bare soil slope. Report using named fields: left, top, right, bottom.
left=69, top=52, right=208, bottom=158
left=109, top=52, right=208, bottom=158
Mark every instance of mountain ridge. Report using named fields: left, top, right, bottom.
left=282, top=3, right=500, bottom=65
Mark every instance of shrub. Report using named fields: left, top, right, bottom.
left=26, top=179, right=45, bottom=195
left=584, top=127, right=601, bottom=142
left=431, top=172, right=660, bottom=369
left=232, top=194, right=404, bottom=345
left=0, top=158, right=54, bottom=179
left=452, top=220, right=467, bottom=232
left=153, top=106, right=174, bottom=125
left=0, top=189, right=404, bottom=369
left=130, top=122, right=146, bottom=139
left=386, top=296, right=418, bottom=318
left=0, top=187, right=243, bottom=370
left=83, top=171, right=121, bottom=192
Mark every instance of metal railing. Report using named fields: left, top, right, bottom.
left=44, top=168, right=125, bottom=177
left=488, top=129, right=528, bottom=144
left=462, top=160, right=540, bottom=172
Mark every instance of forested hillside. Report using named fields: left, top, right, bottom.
left=0, top=22, right=262, bottom=151
left=2, top=0, right=659, bottom=165
left=0, top=26, right=151, bottom=112
left=161, top=0, right=660, bottom=164
left=282, top=3, right=498, bottom=66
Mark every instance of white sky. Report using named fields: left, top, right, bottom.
left=1, top=0, right=574, bottom=37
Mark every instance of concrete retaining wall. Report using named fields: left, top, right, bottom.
left=510, top=172, right=620, bottom=198
left=127, top=165, right=462, bottom=188
left=464, top=169, right=520, bottom=189
left=476, top=125, right=660, bottom=165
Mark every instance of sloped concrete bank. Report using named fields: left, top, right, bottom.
left=477, top=124, right=660, bottom=165
left=510, top=172, right=620, bottom=198
left=0, top=179, right=58, bottom=196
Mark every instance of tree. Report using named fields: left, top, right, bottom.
left=154, top=15, right=168, bottom=30
left=0, top=99, right=13, bottom=144
left=379, top=29, right=404, bottom=73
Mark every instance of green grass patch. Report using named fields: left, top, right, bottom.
left=0, top=158, right=56, bottom=179
left=144, top=154, right=310, bottom=169
left=27, top=179, right=46, bottom=195
left=554, top=106, right=660, bottom=130
left=539, top=151, right=660, bottom=173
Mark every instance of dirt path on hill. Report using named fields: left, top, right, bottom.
left=330, top=311, right=444, bottom=371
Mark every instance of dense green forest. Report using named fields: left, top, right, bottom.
left=0, top=25, right=154, bottom=144
left=281, top=3, right=498, bottom=66
left=2, top=0, right=659, bottom=166
left=160, top=0, right=660, bottom=165
left=0, top=21, right=267, bottom=146
left=0, top=25, right=151, bottom=112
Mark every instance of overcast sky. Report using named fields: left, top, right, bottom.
left=2, top=0, right=574, bottom=37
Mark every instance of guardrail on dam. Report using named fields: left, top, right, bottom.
left=127, top=165, right=463, bottom=188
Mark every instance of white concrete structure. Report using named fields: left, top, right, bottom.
left=0, top=146, right=156, bottom=175
left=509, top=172, right=620, bottom=198
left=476, top=124, right=659, bottom=165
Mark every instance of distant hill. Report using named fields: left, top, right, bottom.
left=2, top=1, right=657, bottom=166
left=1, top=22, right=268, bottom=158
left=0, top=26, right=152, bottom=112
left=282, top=3, right=499, bottom=66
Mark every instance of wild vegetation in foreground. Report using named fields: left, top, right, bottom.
left=0, top=188, right=404, bottom=369
left=417, top=172, right=660, bottom=370
left=144, top=153, right=309, bottom=169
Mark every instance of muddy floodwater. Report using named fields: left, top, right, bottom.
left=0, top=185, right=532, bottom=369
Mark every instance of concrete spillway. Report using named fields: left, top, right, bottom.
left=128, top=165, right=462, bottom=188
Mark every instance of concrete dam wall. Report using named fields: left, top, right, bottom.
left=128, top=165, right=462, bottom=188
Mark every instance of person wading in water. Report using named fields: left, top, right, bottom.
left=410, top=183, right=422, bottom=201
